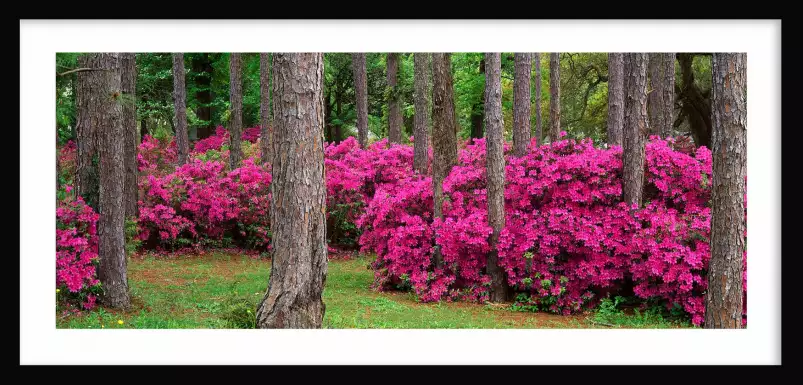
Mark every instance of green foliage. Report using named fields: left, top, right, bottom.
left=220, top=283, right=258, bottom=329
left=593, top=295, right=692, bottom=328
left=125, top=218, right=142, bottom=257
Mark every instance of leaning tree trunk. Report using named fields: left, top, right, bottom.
left=75, top=55, right=100, bottom=211
left=534, top=53, right=543, bottom=143
left=173, top=53, right=189, bottom=166
left=662, top=53, right=676, bottom=138
left=470, top=57, right=485, bottom=140
left=484, top=53, right=510, bottom=302
left=623, top=53, right=649, bottom=208
left=648, top=53, right=667, bottom=137
left=549, top=53, right=561, bottom=141
left=120, top=53, right=138, bottom=219
left=260, top=53, right=273, bottom=166
left=431, top=53, right=458, bottom=268
left=705, top=52, right=746, bottom=329
left=607, top=53, right=625, bottom=147
left=513, top=53, right=532, bottom=156
left=256, top=53, right=328, bottom=329
left=413, top=53, right=430, bottom=174
left=90, top=53, right=130, bottom=309
left=387, top=53, right=402, bottom=144
left=229, top=52, right=243, bottom=169
left=352, top=53, right=369, bottom=148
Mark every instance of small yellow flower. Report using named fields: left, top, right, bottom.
left=117, top=320, right=124, bottom=325
left=101, top=325, right=105, bottom=328
left=56, top=289, right=60, bottom=293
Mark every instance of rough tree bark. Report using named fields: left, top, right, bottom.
left=387, top=53, right=402, bottom=144
left=470, top=57, right=485, bottom=139
left=75, top=55, right=100, bottom=210
left=173, top=53, right=189, bottom=166
left=607, top=53, right=625, bottom=147
left=549, top=53, right=561, bottom=141
left=648, top=53, right=666, bottom=137
left=662, top=53, right=676, bottom=138
left=256, top=53, right=328, bottom=329
left=484, top=53, right=511, bottom=302
left=352, top=53, right=369, bottom=148
left=191, top=54, right=214, bottom=139
left=431, top=53, right=458, bottom=268
left=513, top=53, right=532, bottom=156
left=229, top=53, right=243, bottom=169
left=260, top=53, right=273, bottom=166
left=413, top=53, right=430, bottom=174
left=90, top=53, right=131, bottom=309
left=705, top=53, right=746, bottom=329
left=534, top=53, right=543, bottom=143
left=622, top=53, right=649, bottom=208
left=120, top=53, right=138, bottom=219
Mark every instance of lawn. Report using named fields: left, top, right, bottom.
left=56, top=252, right=691, bottom=329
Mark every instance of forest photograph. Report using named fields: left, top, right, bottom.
left=22, top=20, right=780, bottom=365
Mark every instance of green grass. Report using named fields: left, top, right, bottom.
left=57, top=252, right=690, bottom=329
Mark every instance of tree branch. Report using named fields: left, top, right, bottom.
left=57, top=67, right=109, bottom=77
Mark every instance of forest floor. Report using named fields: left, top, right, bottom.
left=56, top=251, right=692, bottom=329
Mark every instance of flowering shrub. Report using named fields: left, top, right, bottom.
left=242, top=127, right=261, bottom=143
left=56, top=186, right=101, bottom=310
left=58, top=140, right=77, bottom=185
left=193, top=126, right=228, bottom=154
left=138, top=134, right=177, bottom=177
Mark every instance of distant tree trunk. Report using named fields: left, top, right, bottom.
left=120, top=53, right=138, bottom=219
left=89, top=53, right=130, bottom=309
left=352, top=53, right=369, bottom=148
left=229, top=53, right=243, bottom=169
left=333, top=87, right=343, bottom=144
left=677, top=53, right=712, bottom=148
left=662, top=53, right=676, bottom=138
left=75, top=55, right=100, bottom=211
left=648, top=53, right=667, bottom=137
left=470, top=58, right=485, bottom=140
left=413, top=53, right=430, bottom=174
left=513, top=53, right=532, bottom=156
left=431, top=53, right=458, bottom=268
left=549, top=53, right=561, bottom=141
left=705, top=52, right=746, bottom=329
left=256, top=53, right=327, bottom=329
left=191, top=54, right=214, bottom=139
left=607, top=53, right=625, bottom=146
left=260, top=53, right=273, bottom=166
left=387, top=53, right=402, bottom=144
left=484, top=53, right=510, bottom=302
left=173, top=53, right=189, bottom=166
left=140, top=118, right=148, bottom=143
left=622, top=53, right=649, bottom=208
left=533, top=53, right=543, bottom=143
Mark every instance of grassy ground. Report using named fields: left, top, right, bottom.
left=57, top=251, right=691, bottom=329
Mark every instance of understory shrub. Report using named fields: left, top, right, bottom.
left=56, top=186, right=101, bottom=310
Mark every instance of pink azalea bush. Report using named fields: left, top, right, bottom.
left=192, top=126, right=229, bottom=154
left=56, top=187, right=101, bottom=310
left=138, top=134, right=177, bottom=177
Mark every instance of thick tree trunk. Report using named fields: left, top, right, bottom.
left=90, top=53, right=130, bottom=309
left=75, top=55, right=100, bottom=211
left=662, top=53, right=676, bottom=138
left=705, top=53, right=746, bottom=329
left=513, top=53, right=532, bottom=156
left=484, top=53, right=510, bottom=302
left=413, top=53, right=430, bottom=174
left=470, top=58, right=485, bottom=140
left=533, top=53, right=543, bottom=143
left=256, top=53, right=327, bottom=329
left=352, top=53, right=369, bottom=148
left=607, top=53, right=625, bottom=146
left=387, top=53, right=402, bottom=144
left=431, top=53, right=458, bottom=268
left=191, top=54, right=214, bottom=139
left=549, top=53, right=561, bottom=141
left=120, top=53, right=138, bottom=219
left=229, top=53, right=243, bottom=169
left=260, top=53, right=273, bottom=166
left=173, top=53, right=189, bottom=166
left=622, top=53, right=649, bottom=208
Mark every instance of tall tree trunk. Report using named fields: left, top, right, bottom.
left=140, top=118, right=148, bottom=143
left=173, top=53, right=189, bottom=166
left=191, top=54, right=214, bottom=139
left=607, top=53, right=625, bottom=146
left=622, top=53, right=649, bottom=208
left=229, top=53, right=243, bottom=169
left=513, top=53, right=532, bottom=156
left=648, top=53, right=667, bottom=137
left=333, top=87, right=342, bottom=144
left=75, top=55, right=100, bottom=211
left=431, top=53, right=458, bottom=268
left=90, top=53, right=130, bottom=309
left=324, top=90, right=333, bottom=142
left=120, top=53, right=138, bottom=219
left=705, top=53, right=746, bottom=329
left=413, top=53, right=430, bottom=174
left=352, top=53, right=369, bottom=148
left=256, top=53, right=327, bottom=329
left=484, top=53, right=510, bottom=302
left=677, top=53, right=712, bottom=148
left=533, top=53, right=543, bottom=143
left=387, top=53, right=402, bottom=144
left=470, top=57, right=485, bottom=140
left=260, top=53, right=273, bottom=166
left=549, top=53, right=561, bottom=141
left=662, top=53, right=676, bottom=138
